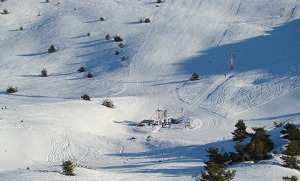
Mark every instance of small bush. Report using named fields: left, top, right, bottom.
left=41, top=68, right=48, bottom=77
left=78, top=67, right=85, bottom=72
left=274, top=121, right=283, bottom=128
left=190, top=73, right=199, bottom=81
left=81, top=94, right=91, bottom=101
left=118, top=43, right=124, bottom=48
left=283, top=175, right=298, bottom=181
left=48, top=45, right=57, bottom=53
left=157, top=0, right=162, bottom=3
left=87, top=32, right=91, bottom=37
left=102, top=99, right=114, bottom=108
left=19, top=26, right=24, bottom=31
left=61, top=160, right=75, bottom=176
left=3, top=9, right=9, bottom=14
left=144, top=18, right=151, bottom=23
left=114, top=36, right=123, bottom=42
left=100, top=17, right=105, bottom=21
left=105, top=34, right=111, bottom=40
left=46, top=0, right=51, bottom=3
left=87, top=72, right=93, bottom=78
left=115, top=51, right=120, bottom=55
left=121, top=56, right=126, bottom=61
left=7, top=86, right=18, bottom=93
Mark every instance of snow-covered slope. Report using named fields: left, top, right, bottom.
left=0, top=0, right=300, bottom=180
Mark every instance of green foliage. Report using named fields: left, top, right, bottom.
left=231, top=119, right=248, bottom=142
left=114, top=36, right=123, bottom=42
left=285, top=141, right=300, bottom=156
left=231, top=142, right=247, bottom=163
left=283, top=175, right=298, bottom=181
left=190, top=73, right=199, bottom=81
left=118, top=43, right=124, bottom=48
left=48, top=45, right=57, bottom=53
left=87, top=72, right=93, bottom=78
left=281, top=155, right=300, bottom=171
left=41, top=68, right=48, bottom=77
left=246, top=127, right=274, bottom=162
left=121, top=56, right=126, bottom=61
left=274, top=121, right=283, bottom=128
left=105, top=34, right=111, bottom=40
left=6, top=86, right=18, bottom=93
left=3, top=9, right=9, bottom=14
left=81, top=94, right=91, bottom=101
left=78, top=67, right=85, bottom=73
left=61, top=160, right=75, bottom=176
left=205, top=147, right=231, bottom=167
left=198, top=161, right=236, bottom=181
left=144, top=18, right=151, bottom=23
left=281, top=123, right=300, bottom=141
left=102, top=99, right=114, bottom=108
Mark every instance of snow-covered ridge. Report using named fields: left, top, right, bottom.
left=0, top=0, right=300, bottom=180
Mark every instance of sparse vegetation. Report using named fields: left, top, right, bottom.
left=157, top=0, right=162, bottom=3
left=61, top=160, right=75, bottom=176
left=115, top=51, right=120, bottom=55
left=118, top=43, right=124, bottom=48
left=41, top=68, right=48, bottom=77
left=87, top=72, right=93, bottom=78
left=190, top=73, right=199, bottom=81
left=283, top=175, right=298, bottom=181
left=102, top=99, right=114, bottom=108
left=105, top=34, right=111, bottom=40
left=121, top=56, right=126, bottom=61
left=100, top=17, right=105, bottom=21
left=231, top=119, right=248, bottom=142
left=48, top=45, right=57, bottom=53
left=6, top=86, right=18, bottom=93
left=78, top=67, right=85, bottom=73
left=114, top=36, right=123, bottom=42
left=3, top=8, right=9, bottom=14
left=46, top=0, right=51, bottom=3
left=81, top=94, right=91, bottom=101
left=19, top=26, right=24, bottom=31
left=144, top=18, right=151, bottom=23
left=87, top=32, right=91, bottom=37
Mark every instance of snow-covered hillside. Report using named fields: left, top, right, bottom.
left=0, top=0, right=300, bottom=180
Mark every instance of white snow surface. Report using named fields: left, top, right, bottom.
left=1, top=0, right=300, bottom=180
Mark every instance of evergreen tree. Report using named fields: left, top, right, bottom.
left=205, top=147, right=230, bottom=167
left=231, top=119, right=248, bottom=142
left=245, top=127, right=274, bottom=162
left=41, top=68, right=48, bottom=77
left=285, top=140, right=300, bottom=156
left=61, top=160, right=75, bottom=176
left=281, top=155, right=300, bottom=171
left=281, top=123, right=300, bottom=141
left=231, top=142, right=247, bottom=163
left=198, top=161, right=236, bottom=181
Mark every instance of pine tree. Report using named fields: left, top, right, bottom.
left=41, top=68, right=48, bottom=77
left=61, top=160, right=75, bottom=176
left=281, top=123, right=300, bottom=141
left=231, top=119, right=248, bottom=142
left=198, top=161, right=236, bottom=181
left=245, top=127, right=274, bottom=162
left=231, top=142, right=247, bottom=163
left=285, top=140, right=300, bottom=156
left=205, top=147, right=230, bottom=167
left=281, top=155, right=300, bottom=171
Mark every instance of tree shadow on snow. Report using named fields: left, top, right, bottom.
left=175, top=19, right=300, bottom=77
